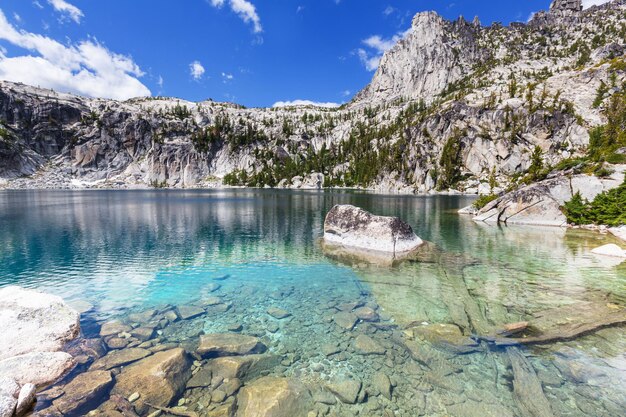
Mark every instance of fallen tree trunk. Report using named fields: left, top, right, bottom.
left=507, top=347, right=555, bottom=417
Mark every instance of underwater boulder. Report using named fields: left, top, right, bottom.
left=236, top=376, right=313, bottom=417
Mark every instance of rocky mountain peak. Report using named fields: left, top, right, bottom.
left=354, top=10, right=481, bottom=105
left=549, top=0, right=583, bottom=14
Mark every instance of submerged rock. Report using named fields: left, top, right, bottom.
left=53, top=371, right=114, bottom=415
left=0, top=286, right=80, bottom=361
left=332, top=312, right=358, bottom=331
left=267, top=307, right=291, bottom=319
left=99, top=321, right=133, bottom=338
left=197, top=334, right=266, bottom=357
left=176, top=305, right=206, bottom=320
left=209, top=354, right=280, bottom=380
left=326, top=378, right=362, bottom=404
left=371, top=372, right=392, bottom=400
left=322, top=205, right=424, bottom=256
left=91, top=348, right=152, bottom=371
left=354, top=334, right=386, bottom=355
left=236, top=376, right=312, bottom=417
left=591, top=244, right=626, bottom=258
left=112, top=348, right=191, bottom=414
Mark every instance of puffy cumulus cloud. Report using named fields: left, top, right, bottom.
left=356, top=28, right=412, bottom=71
left=209, top=0, right=262, bottom=33
left=582, top=0, right=611, bottom=9
left=47, top=0, right=84, bottom=24
left=190, top=61, right=205, bottom=80
left=0, top=10, right=150, bottom=100
left=272, top=99, right=340, bottom=108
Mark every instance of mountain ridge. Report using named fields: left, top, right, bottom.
left=0, top=0, right=624, bottom=195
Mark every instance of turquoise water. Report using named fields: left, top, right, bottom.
left=0, top=189, right=625, bottom=416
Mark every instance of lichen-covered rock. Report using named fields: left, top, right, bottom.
left=236, top=377, right=312, bottom=417
left=112, top=348, right=191, bottom=414
left=323, top=205, right=423, bottom=254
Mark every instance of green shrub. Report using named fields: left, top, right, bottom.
left=563, top=176, right=626, bottom=226
left=473, top=194, right=498, bottom=209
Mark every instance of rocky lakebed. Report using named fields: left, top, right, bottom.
left=0, top=191, right=625, bottom=417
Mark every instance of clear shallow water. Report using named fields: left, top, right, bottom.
left=0, top=189, right=625, bottom=417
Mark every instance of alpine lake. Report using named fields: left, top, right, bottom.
left=0, top=189, right=624, bottom=417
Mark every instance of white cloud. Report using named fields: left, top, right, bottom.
left=221, top=72, right=233, bottom=82
left=383, top=6, right=395, bottom=16
left=356, top=28, right=412, bottom=71
left=47, top=0, right=83, bottom=24
left=356, top=48, right=382, bottom=72
left=13, top=13, right=21, bottom=23
left=582, top=0, right=610, bottom=8
left=341, top=90, right=351, bottom=97
left=189, top=61, right=205, bottom=80
left=0, top=9, right=150, bottom=100
left=157, top=75, right=164, bottom=88
left=209, top=0, right=262, bottom=33
left=273, top=99, right=339, bottom=108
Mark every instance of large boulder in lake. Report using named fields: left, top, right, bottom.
left=322, top=205, right=423, bottom=263
left=236, top=376, right=313, bottom=417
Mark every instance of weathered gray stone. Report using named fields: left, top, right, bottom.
left=323, top=205, right=423, bottom=254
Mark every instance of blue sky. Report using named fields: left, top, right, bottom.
left=0, top=0, right=611, bottom=107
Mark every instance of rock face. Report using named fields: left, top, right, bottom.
left=112, top=348, right=191, bottom=414
left=355, top=12, right=482, bottom=105
left=236, top=377, right=313, bottom=417
left=0, top=286, right=80, bottom=361
left=550, top=0, right=583, bottom=14
left=474, top=169, right=625, bottom=226
left=323, top=205, right=423, bottom=254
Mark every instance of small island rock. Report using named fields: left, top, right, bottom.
left=323, top=205, right=423, bottom=255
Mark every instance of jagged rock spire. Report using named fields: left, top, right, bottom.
left=550, top=0, right=583, bottom=14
